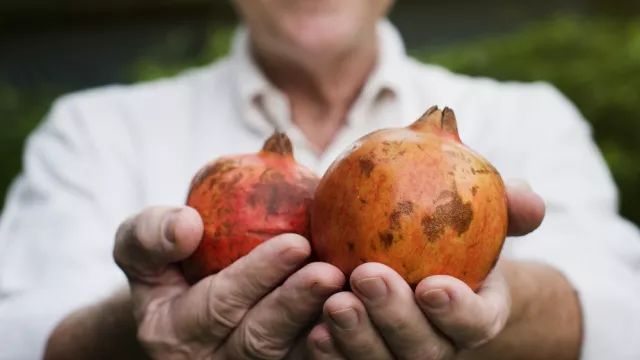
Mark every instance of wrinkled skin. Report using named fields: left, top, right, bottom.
left=303, top=181, right=546, bottom=360
left=111, top=181, right=544, bottom=360
left=311, top=107, right=508, bottom=290
left=181, top=132, right=319, bottom=284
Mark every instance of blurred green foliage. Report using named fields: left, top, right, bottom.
left=1, top=15, right=639, bottom=226
left=418, top=15, right=640, bottom=226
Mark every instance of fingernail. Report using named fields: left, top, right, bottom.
left=162, top=212, right=178, bottom=243
left=506, top=178, right=533, bottom=191
left=316, top=337, right=334, bottom=354
left=420, top=289, right=450, bottom=309
left=330, top=308, right=359, bottom=330
left=311, top=282, right=343, bottom=297
left=281, top=247, right=310, bottom=266
left=355, top=277, right=387, bottom=301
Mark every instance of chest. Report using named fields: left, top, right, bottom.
left=133, top=89, right=515, bottom=210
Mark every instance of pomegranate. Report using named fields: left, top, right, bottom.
left=310, top=106, right=508, bottom=291
left=181, top=131, right=319, bottom=284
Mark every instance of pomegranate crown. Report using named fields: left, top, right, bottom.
left=409, top=105, right=461, bottom=142
left=261, top=131, right=294, bottom=156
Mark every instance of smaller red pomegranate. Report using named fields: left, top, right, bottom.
left=311, top=106, right=508, bottom=291
left=181, top=131, right=320, bottom=284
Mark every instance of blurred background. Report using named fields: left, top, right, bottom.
left=1, top=0, right=639, bottom=226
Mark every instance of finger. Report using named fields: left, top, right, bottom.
left=219, top=262, right=345, bottom=359
left=505, top=179, right=546, bottom=236
left=172, top=233, right=312, bottom=347
left=113, top=206, right=203, bottom=320
left=307, top=323, right=347, bottom=360
left=113, top=206, right=203, bottom=281
left=415, top=268, right=511, bottom=349
left=323, top=291, right=393, bottom=360
left=350, top=263, right=457, bottom=360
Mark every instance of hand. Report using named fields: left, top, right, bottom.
left=113, top=206, right=345, bottom=359
left=306, top=180, right=546, bottom=359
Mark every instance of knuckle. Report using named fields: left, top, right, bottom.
left=237, top=322, right=282, bottom=360
left=376, top=309, right=413, bottom=333
left=136, top=314, right=173, bottom=351
left=205, top=281, right=248, bottom=336
left=464, top=320, right=501, bottom=349
left=421, top=342, right=451, bottom=360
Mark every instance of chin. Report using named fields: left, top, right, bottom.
left=280, top=15, right=367, bottom=58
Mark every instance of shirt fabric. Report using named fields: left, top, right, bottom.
left=1, top=19, right=639, bottom=360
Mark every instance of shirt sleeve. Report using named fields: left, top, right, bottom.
left=0, top=94, right=140, bottom=360
left=503, top=83, right=640, bottom=360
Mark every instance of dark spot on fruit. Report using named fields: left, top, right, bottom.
left=471, top=186, right=478, bottom=196
left=389, top=201, right=414, bottom=230
left=448, top=172, right=455, bottom=176
left=247, top=172, right=314, bottom=217
left=379, top=231, right=394, bottom=248
left=359, top=158, right=375, bottom=177
left=219, top=222, right=232, bottom=235
left=347, top=242, right=355, bottom=252
left=266, top=186, right=279, bottom=215
left=360, top=198, right=368, bottom=204
left=359, top=257, right=367, bottom=263
left=472, top=167, right=499, bottom=175
left=190, top=159, right=237, bottom=191
left=399, top=150, right=406, bottom=156
left=208, top=177, right=219, bottom=191
left=417, top=144, right=425, bottom=151
left=225, top=172, right=244, bottom=189
left=397, top=201, right=414, bottom=215
left=389, top=211, right=401, bottom=230
left=435, top=190, right=456, bottom=203
left=445, top=150, right=460, bottom=159
left=421, top=186, right=474, bottom=242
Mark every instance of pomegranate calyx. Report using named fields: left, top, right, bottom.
left=409, top=105, right=461, bottom=142
left=262, top=131, right=294, bottom=156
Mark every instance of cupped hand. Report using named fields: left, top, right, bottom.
left=113, top=206, right=344, bottom=360
left=307, top=180, right=546, bottom=359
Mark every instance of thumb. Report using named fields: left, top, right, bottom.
left=505, top=179, right=546, bottom=236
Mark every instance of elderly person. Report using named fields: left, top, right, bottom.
left=1, top=1, right=639, bottom=359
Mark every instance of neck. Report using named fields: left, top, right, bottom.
left=250, top=34, right=379, bottom=152
left=253, top=36, right=378, bottom=110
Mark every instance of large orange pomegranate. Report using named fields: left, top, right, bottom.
left=181, top=131, right=319, bottom=284
left=311, top=106, right=508, bottom=291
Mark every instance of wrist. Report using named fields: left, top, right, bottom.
left=499, top=259, right=539, bottom=329
left=44, top=286, right=149, bottom=360
left=459, top=259, right=583, bottom=360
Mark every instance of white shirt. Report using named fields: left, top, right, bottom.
left=1, top=19, right=639, bottom=360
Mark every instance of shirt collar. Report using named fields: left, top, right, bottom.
left=229, top=18, right=410, bottom=130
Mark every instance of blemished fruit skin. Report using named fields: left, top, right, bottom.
left=310, top=106, right=508, bottom=291
left=181, top=131, right=319, bottom=284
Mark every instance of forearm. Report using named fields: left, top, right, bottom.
left=44, top=286, right=149, bottom=360
left=460, top=260, right=583, bottom=360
